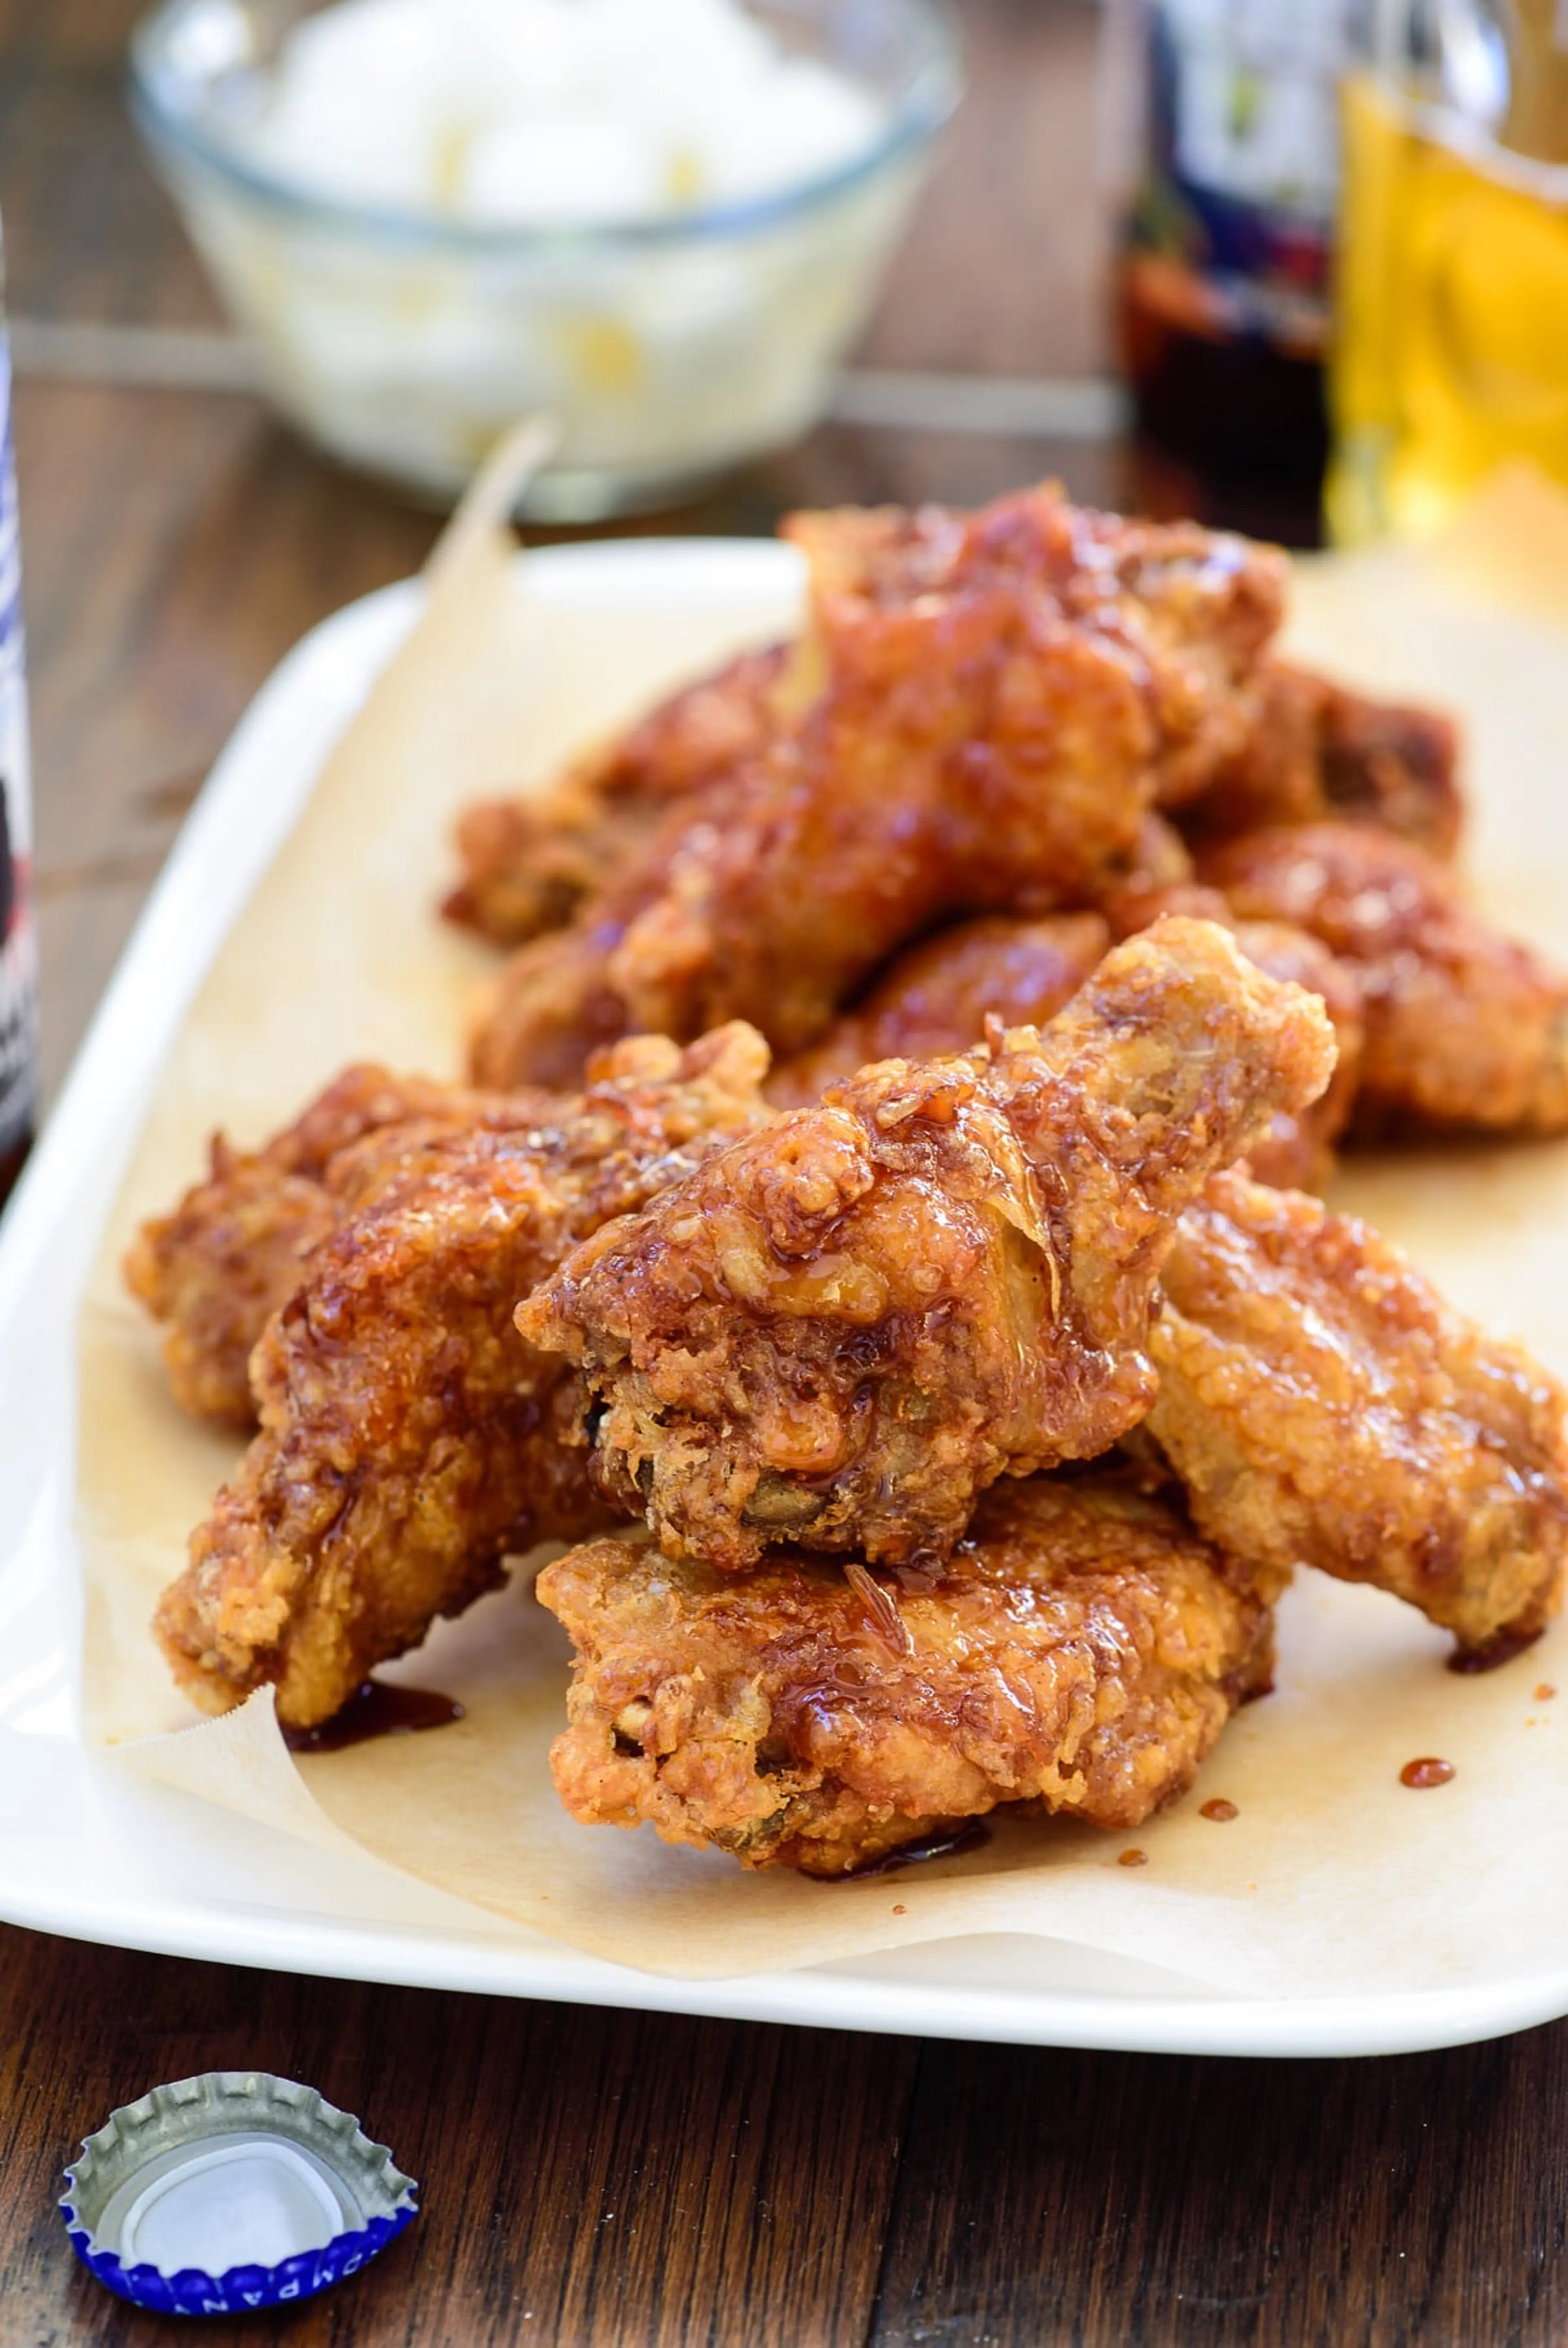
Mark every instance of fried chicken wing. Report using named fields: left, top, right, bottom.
left=1223, top=920, right=1365, bottom=1189
left=1149, top=1169, right=1568, bottom=1657
left=123, top=1065, right=541, bottom=1428
left=765, top=913, right=1112, bottom=1109
left=1102, top=880, right=1365, bottom=1190
left=517, top=920, right=1336, bottom=1573
left=1200, top=822, right=1568, bottom=1132
left=469, top=486, right=1287, bottom=1088
left=1186, top=661, right=1463, bottom=856
left=764, top=901, right=1359, bottom=1191
left=154, top=1026, right=773, bottom=1728
left=443, top=644, right=787, bottom=947
left=537, top=1472, right=1274, bottom=1875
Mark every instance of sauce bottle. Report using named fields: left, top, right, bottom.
left=1112, top=0, right=1355, bottom=509
left=0, top=218, right=37, bottom=1211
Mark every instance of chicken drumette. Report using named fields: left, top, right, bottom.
left=125, top=1064, right=558, bottom=1427
left=469, top=486, right=1290, bottom=1088
left=764, top=913, right=1112, bottom=1110
left=518, top=920, right=1336, bottom=1573
left=154, top=1025, right=772, bottom=1729
left=769, top=900, right=1361, bottom=1194
left=537, top=1471, right=1274, bottom=1876
left=1199, top=822, right=1568, bottom=1134
left=1148, top=1169, right=1568, bottom=1659
left=1187, top=660, right=1462, bottom=857
left=1099, top=881, right=1366, bottom=1191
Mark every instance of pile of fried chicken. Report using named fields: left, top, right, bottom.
left=125, top=484, right=1568, bottom=1878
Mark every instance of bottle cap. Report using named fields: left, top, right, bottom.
left=60, top=2071, right=418, bottom=2315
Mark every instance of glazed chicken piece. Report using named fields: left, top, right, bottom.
left=1220, top=920, right=1364, bottom=1189
left=518, top=920, right=1336, bottom=1573
left=1149, top=1169, right=1568, bottom=1659
left=766, top=912, right=1112, bottom=1109
left=781, top=491, right=1287, bottom=815
left=1200, top=822, right=1568, bottom=1132
left=469, top=486, right=1288, bottom=1087
left=1104, top=880, right=1365, bottom=1191
left=123, top=1064, right=546, bottom=1428
left=766, top=900, right=1360, bottom=1193
left=443, top=644, right=787, bottom=948
left=1186, top=660, right=1463, bottom=858
left=154, top=1026, right=773, bottom=1729
left=537, top=1472, right=1274, bottom=1876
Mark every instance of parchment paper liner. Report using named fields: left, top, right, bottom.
left=76, top=464, right=1568, bottom=1990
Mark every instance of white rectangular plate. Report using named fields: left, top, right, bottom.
left=4, top=539, right=1567, bottom=2057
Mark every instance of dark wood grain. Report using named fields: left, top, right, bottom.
left=859, top=0, right=1113, bottom=379
left=869, top=2032, right=1568, bottom=2347
left=2, top=1926, right=916, bottom=2347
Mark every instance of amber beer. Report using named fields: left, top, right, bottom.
left=0, top=221, right=37, bottom=1211
left=1328, top=0, right=1568, bottom=545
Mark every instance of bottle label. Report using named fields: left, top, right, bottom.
left=0, top=328, right=36, bottom=1159
left=1127, top=0, right=1356, bottom=355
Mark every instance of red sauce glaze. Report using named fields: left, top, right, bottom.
left=1118, top=1847, right=1149, bottom=1867
left=1199, top=1798, right=1238, bottom=1822
left=1537, top=1684, right=1557, bottom=1702
left=1399, top=1756, right=1455, bottom=1789
left=283, top=1679, right=465, bottom=1754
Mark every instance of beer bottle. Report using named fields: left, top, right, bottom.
left=1113, top=0, right=1356, bottom=513
left=0, top=219, right=38, bottom=1211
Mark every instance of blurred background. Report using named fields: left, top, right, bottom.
left=4, top=0, right=1567, bottom=1112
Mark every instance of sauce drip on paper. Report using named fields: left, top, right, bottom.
left=284, top=1679, right=465, bottom=1754
left=840, top=1820, right=991, bottom=1880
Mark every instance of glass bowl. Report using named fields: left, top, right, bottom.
left=129, top=0, right=961, bottom=519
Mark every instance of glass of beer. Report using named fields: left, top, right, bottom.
left=1327, top=0, right=1568, bottom=545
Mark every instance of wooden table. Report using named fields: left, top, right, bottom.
left=3, top=4, right=1563, bottom=2341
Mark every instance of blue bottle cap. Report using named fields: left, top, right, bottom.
left=60, top=2071, right=418, bottom=2315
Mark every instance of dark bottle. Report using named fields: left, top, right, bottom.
left=1112, top=0, right=1354, bottom=518
left=0, top=219, right=37, bottom=1213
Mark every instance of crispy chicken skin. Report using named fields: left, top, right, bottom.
left=537, top=1473, right=1275, bottom=1876
left=1222, top=920, right=1365, bottom=1189
left=781, top=492, right=1286, bottom=816
left=1200, top=822, right=1568, bottom=1132
left=1104, top=881, right=1365, bottom=1191
left=468, top=486, right=1288, bottom=1088
left=442, top=644, right=787, bottom=948
left=1187, top=660, right=1463, bottom=857
left=764, top=900, right=1361, bottom=1193
left=518, top=920, right=1336, bottom=1573
left=1149, top=1170, right=1568, bottom=1657
left=123, top=1065, right=545, bottom=1428
left=765, top=913, right=1113, bottom=1110
left=154, top=1026, right=773, bottom=1729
